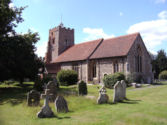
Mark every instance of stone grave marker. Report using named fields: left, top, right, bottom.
left=121, top=80, right=126, bottom=99
left=41, top=81, right=57, bottom=102
left=27, top=90, right=40, bottom=106
left=97, top=85, right=109, bottom=104
left=37, top=89, right=54, bottom=118
left=55, top=96, right=69, bottom=113
left=113, top=81, right=124, bottom=103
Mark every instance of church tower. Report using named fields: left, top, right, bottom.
left=45, top=23, right=74, bottom=63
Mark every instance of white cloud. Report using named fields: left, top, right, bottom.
left=9, top=3, right=14, bottom=9
left=158, top=11, right=167, bottom=19
left=120, top=12, right=123, bottom=16
left=29, top=27, right=38, bottom=32
left=36, top=42, right=47, bottom=57
left=83, top=28, right=114, bottom=41
left=32, top=0, right=40, bottom=3
left=155, top=0, right=166, bottom=3
left=127, top=10, right=167, bottom=52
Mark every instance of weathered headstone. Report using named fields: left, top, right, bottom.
left=27, top=90, right=40, bottom=106
left=55, top=96, right=69, bottom=113
left=113, top=81, right=123, bottom=103
left=42, top=81, right=57, bottom=102
left=37, top=89, right=54, bottom=118
left=121, top=80, right=126, bottom=99
left=97, top=85, right=109, bottom=104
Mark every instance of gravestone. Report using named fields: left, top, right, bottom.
left=37, top=89, right=54, bottom=118
left=27, top=90, right=40, bottom=106
left=121, top=80, right=126, bottom=99
left=41, top=81, right=57, bottom=102
left=55, top=96, right=69, bottom=113
left=113, top=81, right=124, bottom=103
left=97, top=85, right=109, bottom=104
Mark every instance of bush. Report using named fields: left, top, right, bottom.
left=34, top=75, right=54, bottom=91
left=57, top=69, right=78, bottom=86
left=78, top=80, right=87, bottom=95
left=126, top=73, right=143, bottom=83
left=159, top=70, right=167, bottom=80
left=103, top=72, right=125, bottom=88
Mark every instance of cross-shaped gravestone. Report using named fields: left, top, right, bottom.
left=37, top=89, right=54, bottom=118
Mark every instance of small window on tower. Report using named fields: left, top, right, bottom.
left=53, top=39, right=55, bottom=44
left=65, top=39, right=68, bottom=47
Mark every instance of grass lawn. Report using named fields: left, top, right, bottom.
left=1, top=82, right=167, bottom=125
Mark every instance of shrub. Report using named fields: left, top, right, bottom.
left=126, top=73, right=143, bottom=83
left=34, top=75, right=54, bottom=91
left=57, top=69, right=78, bottom=86
left=103, top=72, right=125, bottom=88
left=159, top=70, right=167, bottom=80
left=78, top=80, right=88, bottom=95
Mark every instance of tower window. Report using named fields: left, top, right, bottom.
left=65, top=39, right=68, bottom=47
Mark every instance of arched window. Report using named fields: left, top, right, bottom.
left=93, top=62, right=96, bottom=78
left=135, top=46, right=142, bottom=72
left=114, top=61, right=119, bottom=73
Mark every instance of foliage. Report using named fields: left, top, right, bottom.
left=0, top=0, right=25, bottom=37
left=57, top=69, right=78, bottom=86
left=159, top=70, right=167, bottom=80
left=78, top=80, right=87, bottom=95
left=0, top=31, right=44, bottom=84
left=103, top=72, right=125, bottom=88
left=0, top=0, right=43, bottom=84
left=152, top=49, right=167, bottom=79
left=126, top=73, right=143, bottom=83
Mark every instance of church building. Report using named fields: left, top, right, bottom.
left=45, top=24, right=153, bottom=84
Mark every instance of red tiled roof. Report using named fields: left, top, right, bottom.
left=90, top=32, right=139, bottom=59
left=53, top=32, right=139, bottom=63
left=54, top=38, right=103, bottom=63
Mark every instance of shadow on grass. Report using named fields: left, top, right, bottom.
left=37, top=114, right=71, bottom=119
left=57, top=116, right=71, bottom=119
left=151, top=83, right=166, bottom=86
left=58, top=87, right=78, bottom=96
left=108, top=98, right=141, bottom=105
left=0, top=83, right=33, bottom=106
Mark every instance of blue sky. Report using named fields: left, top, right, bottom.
left=11, top=0, right=167, bottom=57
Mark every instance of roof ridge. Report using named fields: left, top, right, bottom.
left=104, top=32, right=140, bottom=41
left=75, top=38, right=103, bottom=46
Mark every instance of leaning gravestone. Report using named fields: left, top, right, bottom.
left=45, top=81, right=57, bottom=102
left=97, top=85, right=109, bottom=104
left=113, top=81, right=124, bottom=103
left=121, top=80, right=126, bottom=99
left=55, top=96, right=69, bottom=113
left=37, top=89, right=54, bottom=118
left=27, top=90, right=40, bottom=106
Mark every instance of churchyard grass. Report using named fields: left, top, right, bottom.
left=0, top=81, right=167, bottom=125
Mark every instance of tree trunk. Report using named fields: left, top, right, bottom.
left=19, top=78, right=23, bottom=86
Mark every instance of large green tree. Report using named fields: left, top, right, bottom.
left=152, top=49, right=167, bottom=78
left=0, top=0, right=24, bottom=37
left=0, top=0, right=44, bottom=84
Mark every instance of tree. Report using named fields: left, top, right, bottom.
left=0, top=0, right=24, bottom=38
left=152, top=49, right=167, bottom=78
left=0, top=0, right=44, bottom=84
